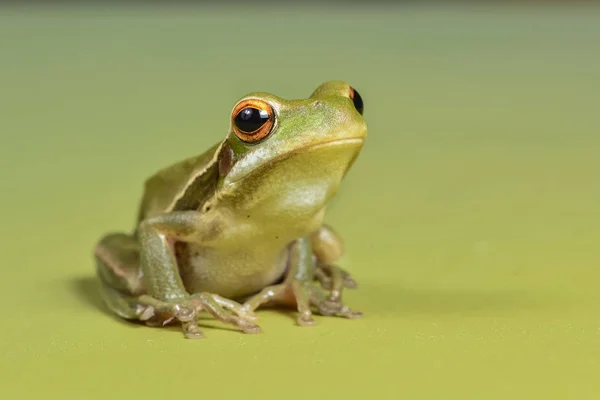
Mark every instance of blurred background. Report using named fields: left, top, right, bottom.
left=1, top=3, right=599, bottom=399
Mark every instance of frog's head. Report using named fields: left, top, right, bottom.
left=218, top=81, right=367, bottom=217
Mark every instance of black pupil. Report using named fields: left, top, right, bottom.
left=352, top=89, right=364, bottom=115
left=235, top=107, right=269, bottom=133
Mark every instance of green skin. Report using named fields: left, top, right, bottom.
left=94, top=81, right=367, bottom=339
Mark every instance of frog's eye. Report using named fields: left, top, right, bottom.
left=349, top=87, right=364, bottom=115
left=232, top=99, right=275, bottom=143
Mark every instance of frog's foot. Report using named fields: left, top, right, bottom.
left=314, top=264, right=361, bottom=318
left=138, top=293, right=261, bottom=339
left=197, top=292, right=261, bottom=334
left=315, top=264, right=358, bottom=291
left=242, top=282, right=317, bottom=327
left=310, top=285, right=363, bottom=320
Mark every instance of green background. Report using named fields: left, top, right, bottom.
left=1, top=4, right=599, bottom=399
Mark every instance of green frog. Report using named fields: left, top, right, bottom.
left=94, top=81, right=367, bottom=339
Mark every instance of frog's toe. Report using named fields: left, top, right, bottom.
left=185, top=331, right=205, bottom=340
left=315, top=269, right=333, bottom=290
left=315, top=298, right=363, bottom=320
left=172, top=304, right=197, bottom=322
left=138, top=305, right=155, bottom=321
left=342, top=309, right=364, bottom=319
left=191, top=292, right=264, bottom=335
left=221, top=313, right=262, bottom=334
left=183, top=323, right=205, bottom=339
left=238, top=321, right=262, bottom=334
left=234, top=307, right=260, bottom=323
left=297, top=314, right=317, bottom=327
left=343, top=274, right=358, bottom=289
left=315, top=264, right=358, bottom=290
left=138, top=305, right=176, bottom=326
left=145, top=314, right=178, bottom=327
left=144, top=317, right=164, bottom=328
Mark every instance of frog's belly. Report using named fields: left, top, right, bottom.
left=175, top=243, right=289, bottom=300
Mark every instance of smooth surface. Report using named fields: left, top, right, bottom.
left=1, top=5, right=600, bottom=399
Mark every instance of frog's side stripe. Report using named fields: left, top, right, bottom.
left=136, top=141, right=225, bottom=224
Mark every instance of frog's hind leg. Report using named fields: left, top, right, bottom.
left=311, top=225, right=358, bottom=292
left=310, top=225, right=362, bottom=319
left=94, top=233, right=146, bottom=320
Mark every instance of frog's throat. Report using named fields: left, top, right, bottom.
left=223, top=138, right=364, bottom=185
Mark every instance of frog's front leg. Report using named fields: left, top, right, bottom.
left=137, top=211, right=261, bottom=337
left=242, top=236, right=360, bottom=326
left=241, top=237, right=316, bottom=326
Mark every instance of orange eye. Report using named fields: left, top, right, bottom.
left=231, top=99, right=275, bottom=143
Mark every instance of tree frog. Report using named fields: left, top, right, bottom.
left=94, top=81, right=367, bottom=339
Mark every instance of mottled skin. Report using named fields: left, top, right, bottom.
left=94, top=81, right=367, bottom=339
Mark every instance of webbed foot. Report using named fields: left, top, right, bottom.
left=313, top=264, right=362, bottom=319
left=138, top=292, right=261, bottom=339
left=241, top=282, right=317, bottom=327
left=314, top=297, right=363, bottom=319
left=315, top=264, right=358, bottom=291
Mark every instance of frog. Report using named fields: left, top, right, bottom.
left=93, top=81, right=367, bottom=339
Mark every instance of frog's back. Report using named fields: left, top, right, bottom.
left=136, top=141, right=223, bottom=223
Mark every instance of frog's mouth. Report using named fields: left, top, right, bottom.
left=224, top=137, right=365, bottom=185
